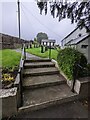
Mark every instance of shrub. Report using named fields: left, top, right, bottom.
left=57, top=48, right=87, bottom=80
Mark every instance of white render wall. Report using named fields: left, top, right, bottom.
left=61, top=27, right=90, bottom=63
left=76, top=37, right=89, bottom=63
left=62, top=27, right=87, bottom=46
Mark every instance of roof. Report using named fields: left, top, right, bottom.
left=66, top=34, right=90, bottom=45
left=42, top=39, right=56, bottom=43
left=61, top=27, right=79, bottom=42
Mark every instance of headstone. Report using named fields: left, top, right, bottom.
left=27, top=45, right=28, bottom=49
left=45, top=46, right=48, bottom=51
left=41, top=45, right=44, bottom=53
left=30, top=44, right=32, bottom=48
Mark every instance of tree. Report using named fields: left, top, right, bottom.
left=37, top=0, right=90, bottom=32
left=33, top=37, right=38, bottom=48
left=34, top=37, right=37, bottom=42
left=36, top=32, right=48, bottom=44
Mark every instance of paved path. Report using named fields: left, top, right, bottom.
left=12, top=101, right=88, bottom=119
left=13, top=49, right=42, bottom=60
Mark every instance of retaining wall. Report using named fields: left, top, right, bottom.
left=0, top=33, right=26, bottom=49
left=0, top=72, right=21, bottom=118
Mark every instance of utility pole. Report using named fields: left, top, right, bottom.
left=17, top=0, right=21, bottom=39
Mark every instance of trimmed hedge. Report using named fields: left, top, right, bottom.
left=57, top=48, right=87, bottom=80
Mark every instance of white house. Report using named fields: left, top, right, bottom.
left=41, top=39, right=56, bottom=47
left=61, top=27, right=90, bottom=63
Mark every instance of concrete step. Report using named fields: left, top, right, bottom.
left=25, top=59, right=51, bottom=63
left=23, top=67, right=59, bottom=77
left=22, top=74, right=66, bottom=89
left=24, top=62, right=55, bottom=68
left=19, top=84, right=78, bottom=113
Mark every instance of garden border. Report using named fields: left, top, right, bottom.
left=0, top=44, right=26, bottom=118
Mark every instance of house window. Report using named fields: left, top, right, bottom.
left=81, top=45, right=88, bottom=48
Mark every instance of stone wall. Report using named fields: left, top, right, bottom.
left=0, top=72, right=22, bottom=118
left=0, top=33, right=27, bottom=49
left=0, top=88, right=18, bottom=118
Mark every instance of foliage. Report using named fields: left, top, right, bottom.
left=57, top=48, right=87, bottom=80
left=2, top=74, right=14, bottom=82
left=34, top=37, right=37, bottom=42
left=36, top=32, right=48, bottom=44
left=34, top=37, right=38, bottom=44
left=26, top=46, right=58, bottom=60
left=37, top=1, right=90, bottom=32
left=0, top=49, right=21, bottom=71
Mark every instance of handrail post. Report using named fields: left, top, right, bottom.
left=49, top=42, right=51, bottom=59
left=18, top=68, right=23, bottom=106
left=41, top=45, right=43, bottom=53
left=71, top=76, right=76, bottom=93
left=71, top=63, right=78, bottom=93
left=72, top=64, right=76, bottom=93
left=24, top=46, right=26, bottom=60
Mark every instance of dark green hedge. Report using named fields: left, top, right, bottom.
left=57, top=48, right=87, bottom=80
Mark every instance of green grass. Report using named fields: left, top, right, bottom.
left=26, top=47, right=59, bottom=60
left=0, top=49, right=21, bottom=70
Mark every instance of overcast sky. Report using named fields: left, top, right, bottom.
left=0, top=0, right=77, bottom=44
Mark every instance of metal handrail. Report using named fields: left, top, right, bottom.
left=77, top=64, right=87, bottom=71
left=18, top=43, right=26, bottom=106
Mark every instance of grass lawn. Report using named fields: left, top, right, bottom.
left=26, top=47, right=59, bottom=60
left=0, top=49, right=21, bottom=71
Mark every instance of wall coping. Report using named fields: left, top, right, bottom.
left=0, top=87, right=17, bottom=98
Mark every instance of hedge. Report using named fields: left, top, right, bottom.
left=57, top=48, right=87, bottom=80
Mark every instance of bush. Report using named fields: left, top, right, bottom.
left=57, top=48, right=87, bottom=80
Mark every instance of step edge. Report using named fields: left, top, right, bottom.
left=18, top=94, right=78, bottom=112
left=24, top=70, right=59, bottom=74
left=24, top=64, right=55, bottom=68
left=23, top=72, right=59, bottom=77
left=24, top=64, right=55, bottom=66
left=22, top=79, right=66, bottom=85
left=22, top=80, right=66, bottom=89
left=25, top=59, right=51, bottom=62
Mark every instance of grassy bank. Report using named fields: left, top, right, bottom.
left=0, top=49, right=21, bottom=71
left=26, top=47, right=59, bottom=60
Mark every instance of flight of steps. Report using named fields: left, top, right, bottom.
left=18, top=59, right=78, bottom=113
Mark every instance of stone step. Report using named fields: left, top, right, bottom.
left=25, top=59, right=51, bottom=63
left=22, top=74, right=66, bottom=89
left=19, top=84, right=78, bottom=113
left=24, top=62, right=55, bottom=68
left=23, top=67, right=59, bottom=77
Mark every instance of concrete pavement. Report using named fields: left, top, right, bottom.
left=12, top=101, right=88, bottom=118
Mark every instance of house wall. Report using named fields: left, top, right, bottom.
left=61, top=27, right=90, bottom=63
left=76, top=36, right=90, bottom=63
left=61, top=27, right=87, bottom=47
